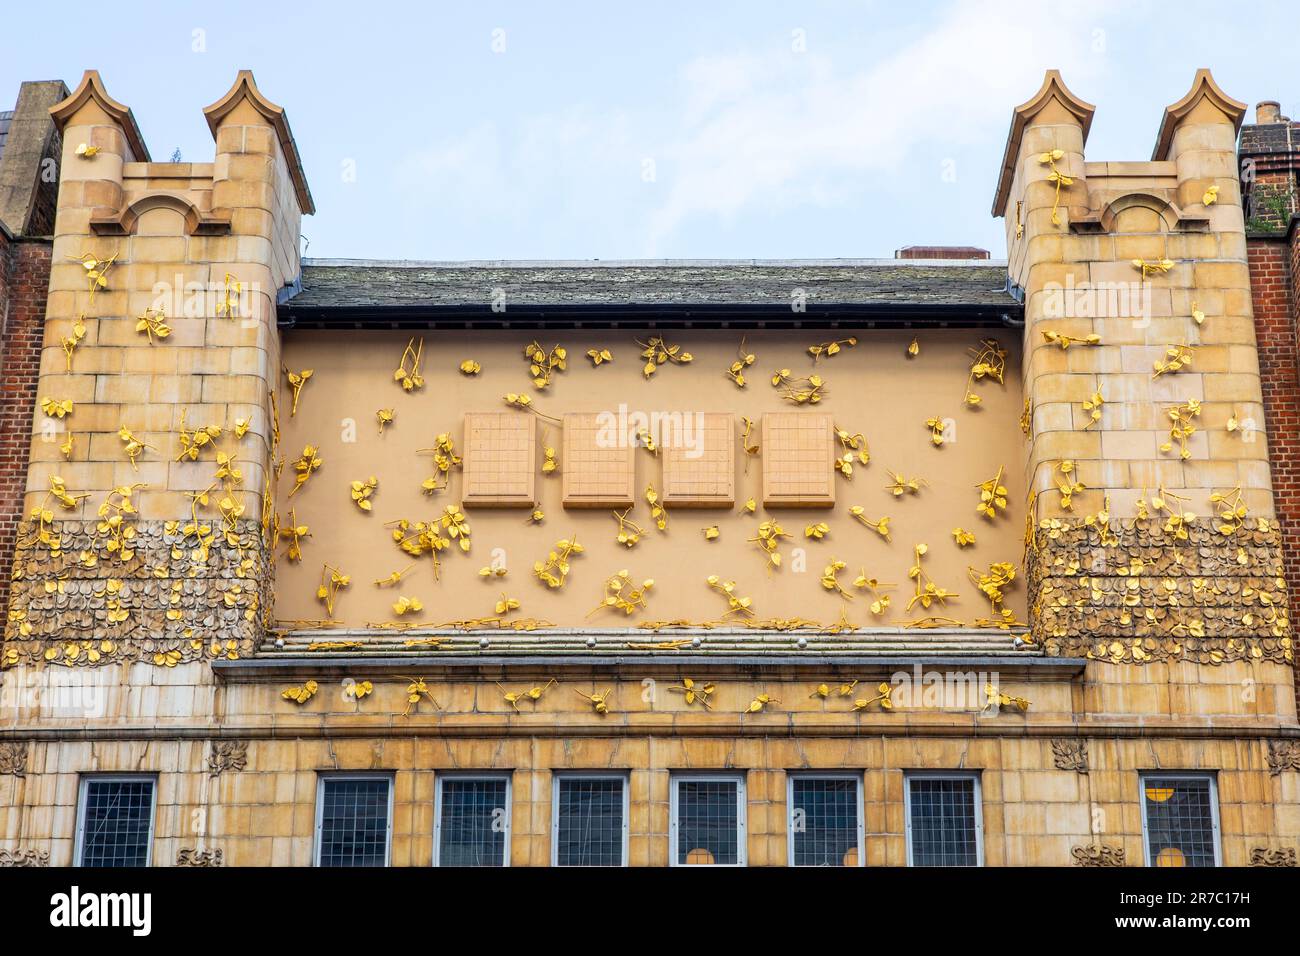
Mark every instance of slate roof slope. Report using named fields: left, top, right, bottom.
left=282, top=258, right=1019, bottom=328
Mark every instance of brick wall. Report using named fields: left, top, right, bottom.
left=1248, top=228, right=1300, bottom=715
left=0, top=233, right=51, bottom=613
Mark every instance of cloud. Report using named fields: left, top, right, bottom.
left=390, top=0, right=1123, bottom=256
left=643, top=1, right=1117, bottom=251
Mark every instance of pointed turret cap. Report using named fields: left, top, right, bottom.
left=1151, top=69, right=1247, bottom=161
left=992, top=70, right=1094, bottom=217
left=203, top=70, right=314, bottom=215
left=49, top=71, right=150, bottom=161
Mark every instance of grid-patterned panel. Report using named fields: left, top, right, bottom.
left=1144, top=776, right=1217, bottom=867
left=555, top=777, right=625, bottom=866
left=562, top=412, right=635, bottom=508
left=438, top=778, right=509, bottom=866
left=463, top=412, right=536, bottom=507
left=79, top=779, right=154, bottom=867
left=318, top=778, right=391, bottom=867
left=791, top=777, right=860, bottom=866
left=908, top=777, right=979, bottom=867
left=662, top=412, right=735, bottom=507
left=675, top=779, right=741, bottom=865
left=761, top=412, right=835, bottom=508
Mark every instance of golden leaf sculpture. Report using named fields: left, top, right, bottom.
left=288, top=445, right=323, bottom=497
left=135, top=307, right=171, bottom=343
left=906, top=543, right=958, bottom=612
left=117, top=426, right=153, bottom=471
left=533, top=535, right=583, bottom=589
left=394, top=337, right=425, bottom=391
left=749, top=519, right=792, bottom=569
left=1041, top=330, right=1101, bottom=350
left=1132, top=258, right=1174, bottom=278
left=524, top=341, right=567, bottom=389
left=637, top=334, right=692, bottom=378
left=1153, top=343, right=1196, bottom=378
left=853, top=572, right=895, bottom=616
left=726, top=337, right=756, bottom=387
left=350, top=476, right=378, bottom=512
left=402, top=677, right=441, bottom=716
left=1036, top=148, right=1072, bottom=226
left=925, top=416, right=948, bottom=447
left=575, top=688, right=612, bottom=715
left=285, top=368, right=313, bottom=416
left=849, top=507, right=891, bottom=539
left=771, top=369, right=825, bottom=404
left=821, top=559, right=853, bottom=600
left=833, top=426, right=870, bottom=477
left=706, top=575, right=755, bottom=618
left=808, top=337, right=856, bottom=363
left=588, top=570, right=654, bottom=617
left=975, top=466, right=1008, bottom=520
left=41, top=397, right=73, bottom=419
left=985, top=683, right=1030, bottom=712
left=586, top=347, right=613, bottom=366
left=459, top=358, right=482, bottom=376
left=376, top=408, right=394, bottom=435
left=613, top=508, right=645, bottom=548
left=1056, top=460, right=1085, bottom=511
left=316, top=563, right=350, bottom=617
left=668, top=677, right=714, bottom=709
left=645, top=484, right=668, bottom=530
left=963, top=339, right=1007, bottom=407
left=281, top=680, right=319, bottom=705
left=60, top=316, right=87, bottom=370
left=885, top=471, right=926, bottom=498
left=1160, top=399, right=1201, bottom=460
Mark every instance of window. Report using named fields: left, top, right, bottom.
left=788, top=774, right=864, bottom=867
left=670, top=773, right=746, bottom=866
left=435, top=775, right=511, bottom=866
left=552, top=774, right=628, bottom=867
left=315, top=775, right=392, bottom=867
left=1141, top=774, right=1220, bottom=867
left=905, top=773, right=982, bottom=867
left=75, top=776, right=156, bottom=867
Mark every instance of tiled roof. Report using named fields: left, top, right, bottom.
left=281, top=258, right=1020, bottom=328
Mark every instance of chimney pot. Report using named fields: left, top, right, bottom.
left=1256, top=100, right=1282, bottom=124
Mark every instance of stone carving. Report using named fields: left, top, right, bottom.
left=208, top=740, right=248, bottom=776
left=1266, top=740, right=1300, bottom=776
left=1051, top=738, right=1089, bottom=773
left=1028, top=518, right=1291, bottom=664
left=0, top=848, right=49, bottom=867
left=2, top=518, right=270, bottom=668
left=0, top=742, right=27, bottom=776
left=176, top=847, right=224, bottom=867
left=1071, top=844, right=1125, bottom=867
left=1249, top=847, right=1297, bottom=867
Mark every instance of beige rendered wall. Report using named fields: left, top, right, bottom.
left=274, top=329, right=1028, bottom=629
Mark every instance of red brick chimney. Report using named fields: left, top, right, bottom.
left=894, top=245, right=991, bottom=260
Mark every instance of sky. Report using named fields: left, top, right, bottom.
left=3, top=0, right=1298, bottom=262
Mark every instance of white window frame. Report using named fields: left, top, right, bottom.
left=1139, top=772, right=1221, bottom=867
left=669, top=772, right=747, bottom=867
left=433, top=772, right=513, bottom=867
left=74, top=774, right=158, bottom=868
left=313, top=772, right=394, bottom=868
left=551, top=772, right=630, bottom=867
left=904, top=771, right=984, bottom=867
left=786, top=772, right=865, bottom=867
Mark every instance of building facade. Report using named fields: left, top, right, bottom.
left=0, top=68, right=1296, bottom=868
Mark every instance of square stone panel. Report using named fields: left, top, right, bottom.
left=462, top=411, right=536, bottom=508
left=562, top=412, right=635, bottom=508
left=762, top=412, right=835, bottom=508
left=662, top=412, right=735, bottom=508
